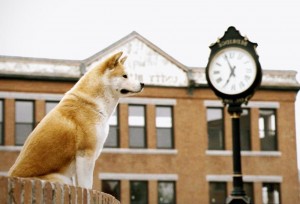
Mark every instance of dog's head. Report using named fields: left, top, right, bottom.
left=101, top=52, right=144, bottom=97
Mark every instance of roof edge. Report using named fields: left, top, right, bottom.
left=0, top=55, right=82, bottom=65
left=82, top=31, right=189, bottom=72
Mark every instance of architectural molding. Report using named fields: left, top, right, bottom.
left=0, top=91, right=64, bottom=101
left=120, top=97, right=176, bottom=105
left=0, top=146, right=178, bottom=155
left=99, top=173, right=178, bottom=181
left=206, top=174, right=283, bottom=183
left=204, top=100, right=280, bottom=109
left=103, top=148, right=178, bottom=155
left=0, top=146, right=22, bottom=152
left=0, top=92, right=177, bottom=106
left=0, top=171, right=8, bottom=176
left=206, top=150, right=282, bottom=157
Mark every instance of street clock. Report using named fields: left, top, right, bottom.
left=206, top=26, right=262, bottom=105
left=206, top=26, right=263, bottom=204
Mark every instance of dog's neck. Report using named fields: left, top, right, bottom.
left=97, top=93, right=119, bottom=120
left=67, top=88, right=119, bottom=121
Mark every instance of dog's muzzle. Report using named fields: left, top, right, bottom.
left=120, top=83, right=144, bottom=94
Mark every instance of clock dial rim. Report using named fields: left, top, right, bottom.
left=207, top=47, right=258, bottom=96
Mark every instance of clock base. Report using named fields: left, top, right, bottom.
left=226, top=195, right=251, bottom=204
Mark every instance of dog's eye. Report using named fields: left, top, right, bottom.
left=123, top=75, right=128, bottom=78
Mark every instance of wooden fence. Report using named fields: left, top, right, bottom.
left=0, top=176, right=120, bottom=204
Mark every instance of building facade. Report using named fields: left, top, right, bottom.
left=0, top=32, right=299, bottom=203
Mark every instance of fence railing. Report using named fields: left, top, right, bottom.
left=0, top=176, right=120, bottom=204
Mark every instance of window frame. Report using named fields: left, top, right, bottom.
left=156, top=105, right=174, bottom=149
left=0, top=99, right=4, bottom=145
left=101, top=180, right=121, bottom=201
left=105, top=105, right=120, bottom=148
left=128, top=104, right=147, bottom=149
left=259, top=108, right=278, bottom=151
left=130, top=180, right=148, bottom=204
left=240, top=108, right=251, bottom=151
left=15, top=100, right=35, bottom=146
left=243, top=182, right=254, bottom=204
left=158, top=180, right=176, bottom=204
left=262, top=182, right=281, bottom=204
left=45, top=100, right=59, bottom=114
left=207, top=107, right=225, bottom=150
left=209, top=181, right=227, bottom=204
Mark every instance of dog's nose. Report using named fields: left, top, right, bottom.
left=140, top=83, right=144, bottom=88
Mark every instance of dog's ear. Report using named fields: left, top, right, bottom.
left=106, top=51, right=123, bottom=69
left=120, top=56, right=127, bottom=65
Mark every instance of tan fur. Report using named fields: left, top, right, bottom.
left=8, top=52, right=144, bottom=188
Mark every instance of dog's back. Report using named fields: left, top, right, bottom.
left=8, top=52, right=144, bottom=188
left=8, top=96, right=88, bottom=183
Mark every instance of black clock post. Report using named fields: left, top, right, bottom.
left=226, top=102, right=250, bottom=204
left=205, top=27, right=262, bottom=204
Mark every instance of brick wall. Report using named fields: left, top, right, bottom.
left=0, top=176, right=120, bottom=204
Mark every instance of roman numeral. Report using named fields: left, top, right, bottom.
left=238, top=53, right=243, bottom=60
left=216, top=62, right=222, bottom=67
left=216, top=77, right=223, bottom=83
left=246, top=68, right=252, bottom=73
left=239, top=81, right=245, bottom=89
left=231, top=84, right=236, bottom=91
left=245, top=75, right=251, bottom=81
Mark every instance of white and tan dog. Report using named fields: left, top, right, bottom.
left=8, top=52, right=144, bottom=189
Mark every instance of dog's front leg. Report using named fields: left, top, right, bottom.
left=75, top=151, right=95, bottom=189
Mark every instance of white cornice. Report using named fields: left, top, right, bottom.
left=0, top=32, right=299, bottom=89
left=190, top=68, right=300, bottom=89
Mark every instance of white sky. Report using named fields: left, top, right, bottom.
left=1, top=0, right=300, bottom=166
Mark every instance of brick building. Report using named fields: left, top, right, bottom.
left=0, top=32, right=299, bottom=203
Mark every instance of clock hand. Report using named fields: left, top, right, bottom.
left=230, top=65, right=236, bottom=78
left=223, top=65, right=236, bottom=88
left=223, top=54, right=237, bottom=88
left=224, top=55, right=236, bottom=77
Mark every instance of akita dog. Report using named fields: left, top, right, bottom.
left=8, top=52, right=144, bottom=189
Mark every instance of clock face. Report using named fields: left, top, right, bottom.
left=208, top=47, right=257, bottom=95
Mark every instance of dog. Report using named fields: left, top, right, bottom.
left=8, top=52, right=144, bottom=189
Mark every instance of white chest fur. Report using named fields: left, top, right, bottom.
left=92, top=97, right=118, bottom=159
left=94, top=122, right=110, bottom=159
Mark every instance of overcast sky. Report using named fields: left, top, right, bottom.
left=1, top=0, right=300, bottom=165
left=1, top=0, right=299, bottom=69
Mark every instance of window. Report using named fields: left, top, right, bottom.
left=105, top=106, right=119, bottom=148
left=0, top=100, right=3, bottom=145
left=129, top=105, right=146, bottom=148
left=207, top=108, right=224, bottom=150
left=259, top=109, right=277, bottom=151
left=15, top=101, right=34, bottom=145
left=240, top=109, right=251, bottom=150
left=158, top=181, right=176, bottom=204
left=262, top=183, right=281, bottom=204
left=209, top=182, right=227, bottom=204
left=244, top=182, right=254, bottom=204
left=156, top=106, right=174, bottom=149
left=45, top=101, right=59, bottom=114
left=130, top=181, right=148, bottom=204
left=102, top=180, right=121, bottom=201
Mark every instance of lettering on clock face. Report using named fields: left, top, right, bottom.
left=208, top=47, right=257, bottom=95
